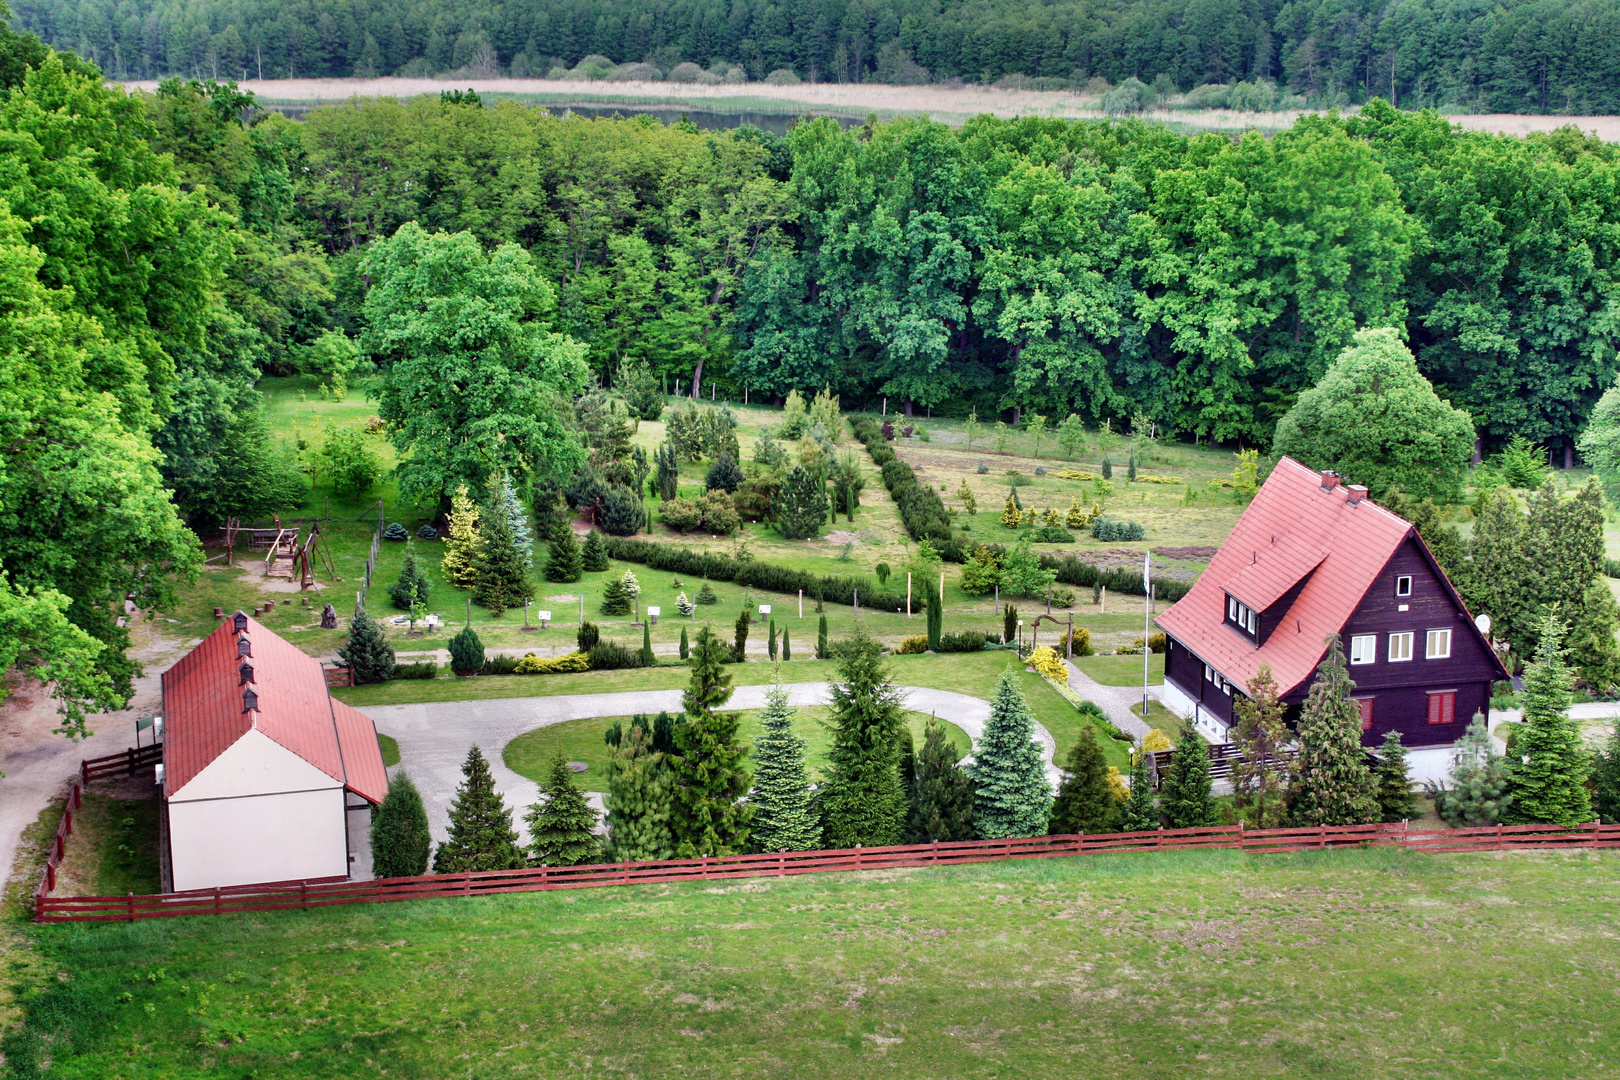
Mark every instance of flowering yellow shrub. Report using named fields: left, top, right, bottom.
left=1029, top=645, right=1068, bottom=681
left=1142, top=728, right=1173, bottom=753
left=1106, top=765, right=1128, bottom=801
left=514, top=651, right=591, bottom=674
left=895, top=634, right=930, bottom=655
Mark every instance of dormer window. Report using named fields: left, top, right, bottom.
left=1225, top=594, right=1257, bottom=637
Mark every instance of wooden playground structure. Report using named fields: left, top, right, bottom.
left=214, top=517, right=341, bottom=590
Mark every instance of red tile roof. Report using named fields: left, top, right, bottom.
left=1155, top=457, right=1414, bottom=696
left=161, top=614, right=387, bottom=803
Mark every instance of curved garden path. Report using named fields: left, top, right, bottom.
left=359, top=685, right=1061, bottom=846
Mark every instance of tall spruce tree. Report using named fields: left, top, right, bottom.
left=1160, top=728, right=1216, bottom=828
left=496, top=475, right=536, bottom=565
left=1048, top=727, right=1120, bottom=834
left=819, top=626, right=909, bottom=847
left=1505, top=613, right=1593, bottom=826
left=1232, top=664, right=1290, bottom=828
left=472, top=479, right=534, bottom=616
left=897, top=725, right=917, bottom=806
left=1460, top=489, right=1530, bottom=662
left=525, top=752, right=601, bottom=866
left=749, top=683, right=822, bottom=852
left=1436, top=713, right=1512, bottom=827
left=908, top=717, right=975, bottom=841
left=579, top=529, right=607, bottom=574
left=605, top=723, right=676, bottom=861
left=340, top=607, right=396, bottom=684
left=670, top=625, right=752, bottom=856
left=1373, top=730, right=1419, bottom=823
left=388, top=542, right=431, bottom=610
left=1118, top=749, right=1158, bottom=831
left=370, top=771, right=431, bottom=877
left=971, top=669, right=1052, bottom=839
left=545, top=526, right=583, bottom=583
left=432, top=746, right=525, bottom=872
left=1288, top=636, right=1378, bottom=826
left=1592, top=720, right=1620, bottom=825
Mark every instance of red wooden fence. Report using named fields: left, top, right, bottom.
left=35, top=818, right=1620, bottom=924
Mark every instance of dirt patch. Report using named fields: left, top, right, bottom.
left=1152, top=546, right=1218, bottom=563
left=824, top=530, right=861, bottom=545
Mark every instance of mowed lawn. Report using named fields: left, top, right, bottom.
left=10, top=848, right=1619, bottom=1078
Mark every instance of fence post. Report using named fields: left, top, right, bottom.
left=854, top=845, right=862, bottom=870
left=1495, top=821, right=1504, bottom=850
left=126, top=746, right=135, bottom=775
left=1318, top=826, right=1327, bottom=849
left=1156, top=825, right=1164, bottom=849
left=213, top=888, right=221, bottom=916
left=301, top=880, right=308, bottom=909
left=127, top=894, right=135, bottom=921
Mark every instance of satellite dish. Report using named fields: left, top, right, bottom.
left=1475, top=613, right=1492, bottom=636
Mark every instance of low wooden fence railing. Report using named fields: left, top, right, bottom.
left=35, top=819, right=1620, bottom=924
left=81, top=743, right=162, bottom=783
left=36, top=746, right=162, bottom=902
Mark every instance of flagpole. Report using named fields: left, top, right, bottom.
left=1142, top=551, right=1151, bottom=718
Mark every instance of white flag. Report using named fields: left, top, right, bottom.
left=1142, top=551, right=1150, bottom=591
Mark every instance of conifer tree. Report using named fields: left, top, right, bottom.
left=1000, top=490, right=1022, bottom=528
left=496, top=475, right=536, bottom=565
left=781, top=629, right=791, bottom=661
left=1460, top=489, right=1530, bottom=659
left=817, top=614, right=829, bottom=658
left=1160, top=728, right=1215, bottom=828
left=669, top=625, right=752, bottom=856
left=1373, top=731, right=1418, bottom=822
left=1505, top=613, right=1593, bottom=825
left=1127, top=448, right=1137, bottom=482
left=600, top=575, right=631, bottom=615
left=771, top=464, right=828, bottom=539
left=641, top=620, right=654, bottom=666
left=1591, top=720, right=1620, bottom=825
left=472, top=479, right=534, bottom=616
left=440, top=483, right=481, bottom=588
left=1288, top=636, right=1378, bottom=826
left=605, top=724, right=675, bottom=861
left=1048, top=727, right=1120, bottom=834
left=447, top=625, right=483, bottom=676
left=1232, top=664, right=1290, bottom=828
left=767, top=619, right=778, bottom=660
left=371, top=771, right=431, bottom=877
left=1436, top=713, right=1512, bottom=827
left=925, top=578, right=943, bottom=651
left=577, top=621, right=600, bottom=651
left=819, top=626, right=908, bottom=847
left=1003, top=603, right=1018, bottom=646
left=525, top=752, right=601, bottom=866
left=749, top=684, right=822, bottom=852
left=733, top=606, right=750, bottom=660
left=897, top=725, right=916, bottom=806
left=581, top=529, right=609, bottom=572
left=908, top=718, right=975, bottom=841
left=1118, top=750, right=1158, bottom=831
left=679, top=625, right=689, bottom=660
left=388, top=542, right=431, bottom=610
left=340, top=606, right=396, bottom=684
left=545, top=526, right=583, bottom=583
left=971, top=669, right=1052, bottom=838
left=432, top=746, right=525, bottom=872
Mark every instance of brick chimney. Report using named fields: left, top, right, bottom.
left=1320, top=470, right=1340, bottom=491
left=1346, top=484, right=1367, bottom=505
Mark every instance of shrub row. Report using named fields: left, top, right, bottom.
left=850, top=417, right=953, bottom=545
left=601, top=536, right=905, bottom=611
left=588, top=640, right=647, bottom=670
left=514, top=651, right=591, bottom=674
left=394, top=661, right=439, bottom=679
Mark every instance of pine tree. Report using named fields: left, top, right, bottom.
left=669, top=626, right=752, bottom=856
left=388, top=542, right=431, bottom=610
left=695, top=582, right=717, bottom=605
left=1102, top=456, right=1113, bottom=480
left=817, top=614, right=829, bottom=658
left=1436, top=713, right=1512, bottom=827
left=749, top=684, right=822, bottom=852
left=908, top=718, right=975, bottom=841
left=1003, top=603, right=1018, bottom=646
left=1591, top=721, right=1620, bottom=824
left=781, top=629, right=791, bottom=661
left=525, top=752, right=601, bottom=866
left=1232, top=664, right=1290, bottom=828
left=971, top=669, right=1052, bottom=839
left=448, top=626, right=484, bottom=676
left=432, top=746, right=525, bottom=872
left=641, top=619, right=654, bottom=665
left=440, top=483, right=481, bottom=588
left=600, top=576, right=632, bottom=615
left=1505, top=612, right=1593, bottom=826
left=1288, top=636, right=1378, bottom=826
left=819, top=626, right=908, bottom=848
left=605, top=724, right=675, bottom=861
left=1048, top=728, right=1120, bottom=834
left=679, top=626, right=689, bottom=660
left=772, top=464, right=827, bottom=539
left=1373, top=730, right=1418, bottom=823
left=1160, top=728, right=1215, bottom=828
left=577, top=621, right=600, bottom=651
left=340, top=607, right=396, bottom=684
left=925, top=578, right=942, bottom=651
left=1118, top=750, right=1158, bottom=831
left=897, top=725, right=916, bottom=807
left=733, top=606, right=750, bottom=661
left=370, top=771, right=431, bottom=877
left=545, top=527, right=583, bottom=583
left=581, top=529, right=609, bottom=572
left=654, top=441, right=680, bottom=500
left=472, top=479, right=534, bottom=616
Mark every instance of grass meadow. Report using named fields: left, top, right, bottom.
left=8, top=847, right=1618, bottom=1078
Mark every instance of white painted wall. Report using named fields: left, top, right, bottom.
left=168, top=729, right=349, bottom=892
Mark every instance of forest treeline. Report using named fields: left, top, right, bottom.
left=3, top=6, right=1620, bottom=723
left=17, top=0, right=1620, bottom=114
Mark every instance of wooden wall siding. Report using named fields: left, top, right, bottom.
left=1165, top=638, right=1238, bottom=727
left=1298, top=536, right=1497, bottom=747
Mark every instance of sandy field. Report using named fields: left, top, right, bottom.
left=113, top=76, right=1620, bottom=139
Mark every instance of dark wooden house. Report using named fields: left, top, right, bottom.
left=1155, top=457, right=1507, bottom=783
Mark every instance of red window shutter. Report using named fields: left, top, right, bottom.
left=1356, top=698, right=1373, bottom=731
left=1428, top=692, right=1456, bottom=725
left=1442, top=692, right=1455, bottom=725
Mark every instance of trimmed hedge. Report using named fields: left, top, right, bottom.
left=588, top=640, right=646, bottom=670
left=938, top=629, right=987, bottom=653
left=394, top=661, right=439, bottom=680
left=513, top=651, right=591, bottom=674
left=601, top=536, right=905, bottom=610
left=480, top=654, right=520, bottom=676
left=851, top=416, right=953, bottom=545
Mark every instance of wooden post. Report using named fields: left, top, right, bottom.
left=1101, top=586, right=1106, bottom=613
left=127, top=894, right=135, bottom=921
left=1066, top=612, right=1073, bottom=660
left=798, top=590, right=803, bottom=618
left=906, top=573, right=912, bottom=617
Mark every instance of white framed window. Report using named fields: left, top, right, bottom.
left=1388, top=631, right=1414, bottom=662
left=1426, top=628, right=1452, bottom=659
left=1395, top=575, right=1413, bottom=598
left=1227, top=596, right=1237, bottom=621
left=1227, top=595, right=1258, bottom=636
left=1204, top=663, right=1214, bottom=683
left=1349, top=634, right=1377, bottom=665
